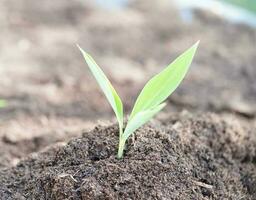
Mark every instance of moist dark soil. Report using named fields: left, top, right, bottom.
left=0, top=128, right=78, bottom=169
left=1, top=0, right=256, bottom=199
left=1, top=113, right=255, bottom=199
left=1, top=0, right=256, bottom=167
left=0, top=115, right=97, bottom=169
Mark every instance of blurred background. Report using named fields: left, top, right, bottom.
left=0, top=0, right=256, bottom=166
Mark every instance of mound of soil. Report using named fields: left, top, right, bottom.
left=0, top=116, right=96, bottom=169
left=1, top=0, right=256, bottom=199
left=1, top=113, right=255, bottom=199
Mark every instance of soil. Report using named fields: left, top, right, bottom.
left=0, top=113, right=255, bottom=199
left=0, top=116, right=94, bottom=169
left=1, top=0, right=256, bottom=119
left=0, top=0, right=256, bottom=199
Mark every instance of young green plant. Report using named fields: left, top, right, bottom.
left=78, top=42, right=199, bottom=159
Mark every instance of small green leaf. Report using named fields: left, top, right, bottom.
left=123, top=103, right=166, bottom=140
left=117, top=103, right=166, bottom=158
left=130, top=41, right=199, bottom=119
left=78, top=45, right=123, bottom=130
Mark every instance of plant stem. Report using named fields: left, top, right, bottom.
left=117, top=137, right=126, bottom=159
left=117, top=122, right=125, bottom=159
left=119, top=123, right=123, bottom=138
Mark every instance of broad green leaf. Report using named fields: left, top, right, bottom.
left=123, top=103, right=166, bottom=140
left=78, top=45, right=123, bottom=129
left=130, top=41, right=199, bottom=119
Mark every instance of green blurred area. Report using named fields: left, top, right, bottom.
left=223, top=0, right=256, bottom=14
left=0, top=100, right=6, bottom=108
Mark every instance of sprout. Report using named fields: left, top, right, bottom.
left=78, top=41, right=199, bottom=159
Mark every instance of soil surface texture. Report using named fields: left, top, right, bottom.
left=0, top=113, right=255, bottom=199
left=0, top=0, right=256, bottom=199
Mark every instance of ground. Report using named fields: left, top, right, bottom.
left=0, top=0, right=255, bottom=199
left=1, top=113, right=256, bottom=199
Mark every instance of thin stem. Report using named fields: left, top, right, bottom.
left=117, top=137, right=126, bottom=159
left=119, top=123, right=123, bottom=138
left=117, top=122, right=125, bottom=159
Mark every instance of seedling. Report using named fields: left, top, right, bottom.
left=78, top=42, right=199, bottom=159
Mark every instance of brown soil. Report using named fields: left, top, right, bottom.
left=0, top=115, right=96, bottom=169
left=0, top=113, right=255, bottom=199
left=1, top=0, right=256, bottom=119
left=1, top=0, right=256, bottom=199
left=1, top=0, right=256, bottom=165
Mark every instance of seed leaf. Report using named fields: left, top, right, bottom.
left=129, top=41, right=199, bottom=119
left=78, top=45, right=123, bottom=128
left=123, top=103, right=166, bottom=140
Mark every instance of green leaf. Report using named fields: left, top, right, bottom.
left=123, top=103, right=166, bottom=140
left=129, top=41, right=199, bottom=119
left=78, top=45, right=123, bottom=130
